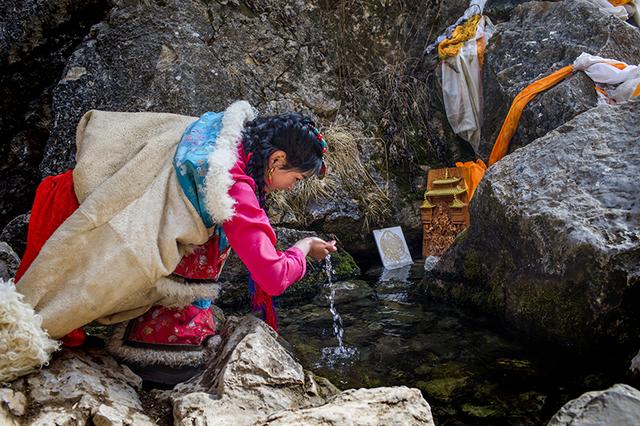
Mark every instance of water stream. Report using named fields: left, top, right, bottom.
left=278, top=261, right=628, bottom=425
left=315, top=255, right=358, bottom=368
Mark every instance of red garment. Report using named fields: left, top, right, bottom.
left=173, top=234, right=230, bottom=280
left=15, top=170, right=86, bottom=347
left=126, top=304, right=215, bottom=347
left=125, top=237, right=225, bottom=347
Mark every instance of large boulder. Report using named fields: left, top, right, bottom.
left=426, top=100, right=640, bottom=350
left=263, top=387, right=435, bottom=425
left=0, top=0, right=109, bottom=228
left=170, top=315, right=433, bottom=425
left=40, top=0, right=337, bottom=177
left=478, top=0, right=640, bottom=160
left=547, top=384, right=640, bottom=426
left=1, top=349, right=154, bottom=425
left=28, top=0, right=469, bottom=258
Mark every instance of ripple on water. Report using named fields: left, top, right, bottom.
left=279, top=260, right=626, bottom=425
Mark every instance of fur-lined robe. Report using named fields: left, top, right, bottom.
left=0, top=101, right=256, bottom=382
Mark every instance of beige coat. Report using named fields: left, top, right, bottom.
left=16, top=101, right=255, bottom=338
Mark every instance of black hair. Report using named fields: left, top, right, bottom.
left=241, top=112, right=325, bottom=206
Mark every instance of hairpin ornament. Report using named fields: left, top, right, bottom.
left=311, top=127, right=328, bottom=179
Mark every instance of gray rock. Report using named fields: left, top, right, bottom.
left=0, top=242, right=20, bottom=280
left=313, top=279, right=374, bottom=307
left=171, top=315, right=338, bottom=425
left=0, top=213, right=29, bottom=258
left=264, top=387, right=435, bottom=425
left=171, top=315, right=432, bottom=425
left=7, top=349, right=154, bottom=425
left=40, top=0, right=336, bottom=176
left=0, top=0, right=109, bottom=227
left=631, top=350, right=640, bottom=374
left=0, top=388, right=26, bottom=417
left=479, top=0, right=640, bottom=160
left=429, top=100, right=640, bottom=349
left=547, top=384, right=640, bottom=426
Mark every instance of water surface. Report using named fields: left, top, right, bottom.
left=279, top=261, right=626, bottom=425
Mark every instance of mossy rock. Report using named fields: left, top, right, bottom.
left=417, top=376, right=470, bottom=402
left=462, top=403, right=500, bottom=418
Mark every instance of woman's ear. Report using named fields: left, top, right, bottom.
left=268, top=150, right=287, bottom=168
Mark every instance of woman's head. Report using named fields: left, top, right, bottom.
left=242, top=112, right=327, bottom=202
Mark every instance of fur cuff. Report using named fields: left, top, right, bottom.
left=107, top=324, right=221, bottom=368
left=0, top=279, right=60, bottom=383
left=155, top=276, right=221, bottom=308
left=204, top=100, right=256, bottom=224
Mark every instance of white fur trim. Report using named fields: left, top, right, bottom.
left=204, top=100, right=256, bottom=223
left=0, top=279, right=60, bottom=383
left=155, top=276, right=221, bottom=308
left=107, top=324, right=221, bottom=368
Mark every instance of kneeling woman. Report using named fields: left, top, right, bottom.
left=2, top=100, right=336, bottom=384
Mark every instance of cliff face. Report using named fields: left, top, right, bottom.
left=0, top=0, right=472, bottom=260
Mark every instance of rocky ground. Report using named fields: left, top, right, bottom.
left=1, top=316, right=435, bottom=425
left=2, top=0, right=640, bottom=424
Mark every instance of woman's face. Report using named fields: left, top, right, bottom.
left=264, top=150, right=312, bottom=192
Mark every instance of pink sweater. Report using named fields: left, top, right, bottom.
left=222, top=146, right=307, bottom=296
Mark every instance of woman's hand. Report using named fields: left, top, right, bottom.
left=293, top=237, right=337, bottom=261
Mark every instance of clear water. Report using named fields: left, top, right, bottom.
left=315, top=255, right=359, bottom=368
left=278, top=261, right=629, bottom=425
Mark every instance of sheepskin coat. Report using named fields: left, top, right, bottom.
left=16, top=101, right=255, bottom=339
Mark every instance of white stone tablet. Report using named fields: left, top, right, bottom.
left=372, top=226, right=413, bottom=270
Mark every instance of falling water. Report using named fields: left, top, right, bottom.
left=315, top=255, right=358, bottom=367
left=324, top=254, right=346, bottom=351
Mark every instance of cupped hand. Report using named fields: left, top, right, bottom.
left=293, top=237, right=337, bottom=261
left=308, top=237, right=337, bottom=261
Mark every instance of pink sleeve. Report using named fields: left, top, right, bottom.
left=222, top=180, right=307, bottom=296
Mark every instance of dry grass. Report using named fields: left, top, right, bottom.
left=268, top=125, right=391, bottom=230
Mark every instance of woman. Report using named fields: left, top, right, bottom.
left=0, top=100, right=336, bottom=383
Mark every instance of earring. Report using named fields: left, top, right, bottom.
left=267, top=167, right=274, bottom=184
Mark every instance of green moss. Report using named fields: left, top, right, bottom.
left=414, top=364, right=434, bottom=376
left=454, top=228, right=469, bottom=243
left=463, top=250, right=482, bottom=282
left=330, top=250, right=361, bottom=280
left=512, top=281, right=590, bottom=340
left=462, top=404, right=499, bottom=418
left=418, top=377, right=470, bottom=402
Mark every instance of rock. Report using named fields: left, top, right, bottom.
left=0, top=0, right=109, bottom=227
left=0, top=242, right=20, bottom=280
left=40, top=0, right=336, bottom=176
left=0, top=388, right=26, bottom=417
left=263, top=387, right=435, bottom=425
left=171, top=315, right=432, bottom=425
left=631, top=350, right=640, bottom=374
left=0, top=213, right=29, bottom=258
left=171, top=315, right=338, bottom=425
left=313, top=279, right=374, bottom=307
left=217, top=227, right=360, bottom=309
left=478, top=0, right=640, bottom=160
left=547, top=384, right=640, bottom=425
left=7, top=349, right=154, bottom=425
left=428, top=100, right=640, bottom=349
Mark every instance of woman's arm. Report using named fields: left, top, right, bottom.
left=222, top=181, right=334, bottom=296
